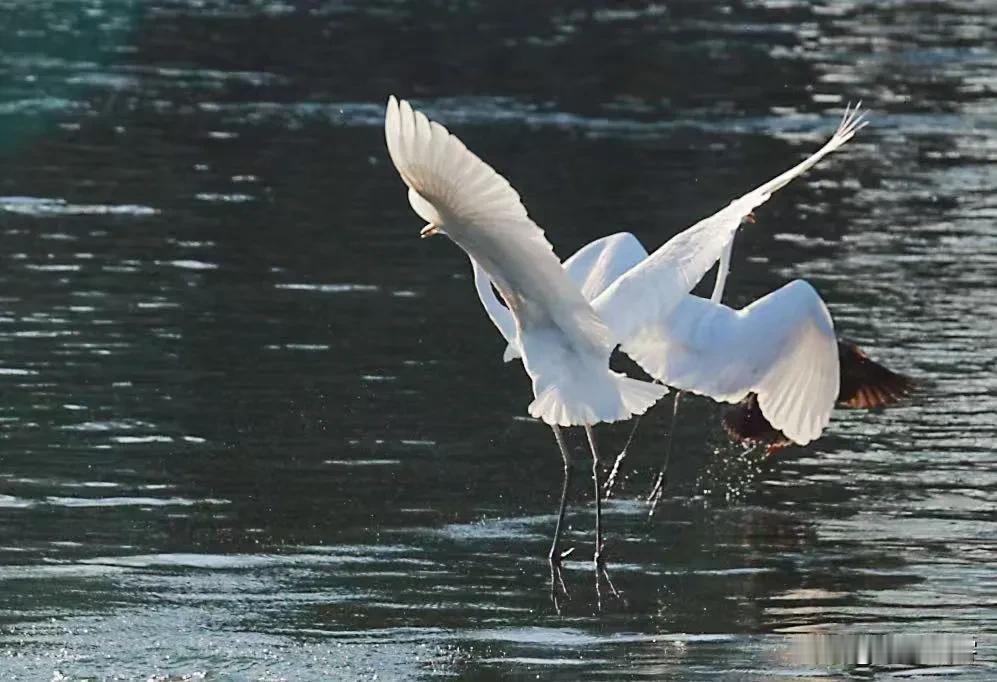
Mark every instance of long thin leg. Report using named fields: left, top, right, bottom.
left=583, top=425, right=604, bottom=610
left=605, top=380, right=664, bottom=499
left=604, top=415, right=640, bottom=499
left=583, top=426, right=604, bottom=560
left=549, top=425, right=573, bottom=609
left=584, top=425, right=619, bottom=610
left=648, top=391, right=683, bottom=518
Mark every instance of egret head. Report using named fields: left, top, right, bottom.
left=420, top=223, right=441, bottom=239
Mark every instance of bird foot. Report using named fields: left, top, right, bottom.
left=593, top=545, right=622, bottom=611
left=549, top=547, right=574, bottom=611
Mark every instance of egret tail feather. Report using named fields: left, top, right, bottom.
left=528, top=373, right=666, bottom=427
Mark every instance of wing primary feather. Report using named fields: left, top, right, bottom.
left=619, top=279, right=839, bottom=445
left=595, top=104, right=866, bottom=345
left=385, top=96, right=660, bottom=426
left=837, top=339, right=915, bottom=408
left=752, top=102, right=867, bottom=200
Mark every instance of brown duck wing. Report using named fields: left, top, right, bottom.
left=722, top=340, right=914, bottom=451
left=722, top=393, right=793, bottom=454
left=837, top=339, right=916, bottom=408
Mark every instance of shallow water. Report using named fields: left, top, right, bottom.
left=0, top=0, right=995, bottom=679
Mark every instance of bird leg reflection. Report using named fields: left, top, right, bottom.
left=549, top=425, right=574, bottom=610
left=648, top=391, right=683, bottom=518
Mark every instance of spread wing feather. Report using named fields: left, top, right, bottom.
left=386, top=96, right=608, bottom=355
left=594, top=104, right=867, bottom=348
left=386, top=97, right=665, bottom=425
left=627, top=280, right=840, bottom=444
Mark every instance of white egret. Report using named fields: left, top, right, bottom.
left=588, top=104, right=869, bottom=453
left=476, top=231, right=912, bottom=511
left=596, top=231, right=913, bottom=511
left=641, top=228, right=914, bottom=511
left=629, top=106, right=913, bottom=510
left=588, top=103, right=870, bottom=510
left=384, top=96, right=668, bottom=606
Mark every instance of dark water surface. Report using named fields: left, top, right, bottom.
left=1, top=0, right=995, bottom=679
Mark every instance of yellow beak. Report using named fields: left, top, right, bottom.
left=420, top=224, right=440, bottom=239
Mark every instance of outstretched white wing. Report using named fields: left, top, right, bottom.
left=630, top=280, right=840, bottom=444
left=563, top=234, right=840, bottom=442
left=386, top=97, right=665, bottom=425
left=385, top=96, right=608, bottom=356
left=471, top=232, right=651, bottom=362
left=559, top=232, right=840, bottom=443
left=563, top=231, right=650, bottom=301
left=594, top=104, right=867, bottom=347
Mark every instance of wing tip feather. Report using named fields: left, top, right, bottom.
left=837, top=339, right=916, bottom=409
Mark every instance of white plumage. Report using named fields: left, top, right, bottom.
left=590, top=104, right=866, bottom=347
left=471, top=231, right=647, bottom=364
left=627, top=278, right=839, bottom=445
left=473, top=232, right=841, bottom=445
left=385, top=96, right=666, bottom=426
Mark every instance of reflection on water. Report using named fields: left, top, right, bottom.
left=0, top=0, right=995, bottom=678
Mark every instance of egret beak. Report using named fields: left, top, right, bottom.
left=743, top=212, right=757, bottom=224
left=420, top=223, right=440, bottom=239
